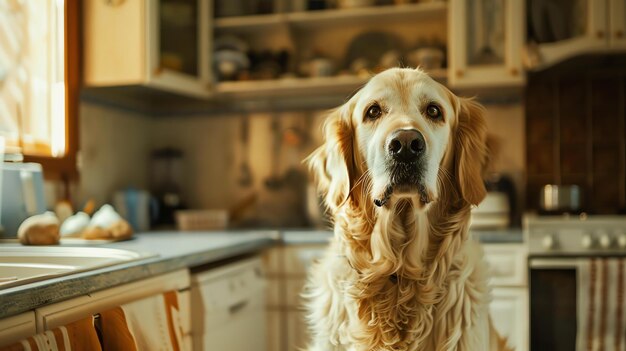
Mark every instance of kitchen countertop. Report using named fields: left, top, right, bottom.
left=281, top=228, right=524, bottom=244
left=0, top=228, right=522, bottom=319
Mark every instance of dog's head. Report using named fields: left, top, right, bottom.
left=307, top=68, right=488, bottom=213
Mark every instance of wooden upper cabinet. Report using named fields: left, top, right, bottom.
left=448, top=0, right=525, bottom=88
left=83, top=0, right=212, bottom=98
left=523, top=0, right=626, bottom=70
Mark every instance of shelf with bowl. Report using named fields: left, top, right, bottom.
left=214, top=68, right=447, bottom=98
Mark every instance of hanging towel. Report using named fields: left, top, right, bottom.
left=99, top=290, right=187, bottom=351
left=577, top=258, right=626, bottom=351
left=0, top=317, right=101, bottom=351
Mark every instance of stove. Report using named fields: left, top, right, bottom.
left=525, top=214, right=626, bottom=351
left=525, top=214, right=626, bottom=257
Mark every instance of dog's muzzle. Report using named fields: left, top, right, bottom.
left=374, top=129, right=428, bottom=207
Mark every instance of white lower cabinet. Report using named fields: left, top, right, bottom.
left=491, top=287, right=528, bottom=351
left=286, top=309, right=309, bottom=351
left=0, top=311, right=37, bottom=347
left=263, top=245, right=327, bottom=351
left=267, top=309, right=284, bottom=351
left=484, top=243, right=529, bottom=351
left=190, top=256, right=267, bottom=351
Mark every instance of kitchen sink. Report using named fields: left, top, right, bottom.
left=0, top=246, right=157, bottom=290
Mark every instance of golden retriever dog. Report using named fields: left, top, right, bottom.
left=304, top=68, right=511, bottom=351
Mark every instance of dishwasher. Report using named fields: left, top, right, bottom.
left=190, top=256, right=266, bottom=351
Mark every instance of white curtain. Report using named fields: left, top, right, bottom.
left=0, top=0, right=66, bottom=157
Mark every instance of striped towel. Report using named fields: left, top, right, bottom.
left=577, top=258, right=626, bottom=351
left=0, top=291, right=186, bottom=351
left=99, top=290, right=187, bottom=351
left=0, top=317, right=101, bottom=351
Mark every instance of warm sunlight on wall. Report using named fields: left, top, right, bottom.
left=0, top=0, right=66, bottom=157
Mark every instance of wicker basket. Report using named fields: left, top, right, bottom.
left=175, top=210, right=229, bottom=231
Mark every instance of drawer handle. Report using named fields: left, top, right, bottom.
left=103, top=0, right=126, bottom=6
left=229, top=300, right=249, bottom=315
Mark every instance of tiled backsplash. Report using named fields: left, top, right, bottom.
left=75, top=98, right=524, bottom=227
left=526, top=60, right=626, bottom=213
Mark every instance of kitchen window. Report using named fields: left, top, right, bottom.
left=0, top=0, right=79, bottom=179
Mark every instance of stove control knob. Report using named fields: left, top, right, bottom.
left=599, top=233, right=613, bottom=249
left=582, top=234, right=596, bottom=249
left=617, top=233, right=626, bottom=249
left=542, top=235, right=556, bottom=250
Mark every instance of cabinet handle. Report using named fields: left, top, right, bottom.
left=509, top=68, right=519, bottom=76
left=229, top=300, right=249, bottom=315
left=103, top=0, right=126, bottom=6
left=456, top=70, right=464, bottom=78
left=597, top=30, right=605, bottom=39
left=616, top=30, right=624, bottom=38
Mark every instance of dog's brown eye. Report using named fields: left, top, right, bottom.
left=426, top=104, right=442, bottom=120
left=366, top=104, right=383, bottom=120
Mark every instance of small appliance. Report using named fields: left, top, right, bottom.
left=0, top=162, right=46, bottom=238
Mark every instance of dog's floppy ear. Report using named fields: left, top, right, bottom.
left=306, top=101, right=356, bottom=212
left=454, top=98, right=488, bottom=206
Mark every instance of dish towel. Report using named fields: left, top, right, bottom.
left=577, top=258, right=626, bottom=351
left=99, top=290, right=187, bottom=351
left=0, top=317, right=101, bottom=351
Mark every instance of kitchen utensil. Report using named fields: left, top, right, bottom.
left=1, top=162, right=46, bottom=238
left=379, top=50, right=401, bottom=70
left=265, top=115, right=283, bottom=190
left=471, top=192, right=510, bottom=229
left=308, top=57, right=336, bottom=77
left=113, top=188, right=158, bottom=232
left=238, top=116, right=253, bottom=187
left=150, top=148, right=185, bottom=226
left=345, top=32, right=402, bottom=72
left=539, top=184, right=582, bottom=214
left=214, top=50, right=250, bottom=81
left=409, top=47, right=444, bottom=70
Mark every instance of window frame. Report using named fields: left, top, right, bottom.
left=23, top=0, right=80, bottom=181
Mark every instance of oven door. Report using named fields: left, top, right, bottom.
left=530, top=258, right=579, bottom=351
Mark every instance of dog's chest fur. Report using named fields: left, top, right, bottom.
left=304, top=204, right=492, bottom=351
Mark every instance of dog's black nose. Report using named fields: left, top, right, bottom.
left=388, top=129, right=425, bottom=163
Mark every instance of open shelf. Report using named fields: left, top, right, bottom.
left=215, top=68, right=447, bottom=98
left=214, top=2, right=448, bottom=31
left=214, top=14, right=284, bottom=31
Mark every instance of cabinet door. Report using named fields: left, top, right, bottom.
left=483, top=243, right=527, bottom=287
left=267, top=309, right=284, bottom=351
left=0, top=312, right=37, bottom=348
left=526, top=0, right=608, bottom=69
left=609, top=0, right=626, bottom=47
left=286, top=309, right=309, bottom=351
left=148, top=0, right=212, bottom=97
left=449, top=0, right=525, bottom=88
left=490, top=287, right=528, bottom=351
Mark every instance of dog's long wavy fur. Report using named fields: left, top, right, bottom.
left=304, top=71, right=513, bottom=351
